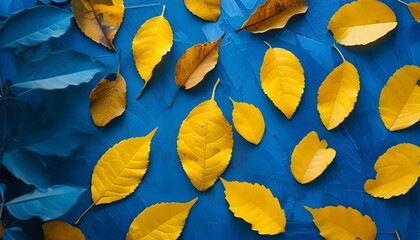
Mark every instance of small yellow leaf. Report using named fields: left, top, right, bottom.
left=260, top=43, right=305, bottom=119
left=43, top=220, right=85, bottom=240
left=177, top=79, right=233, bottom=191
left=126, top=198, right=197, bottom=240
left=221, top=179, right=286, bottom=235
left=290, top=131, right=336, bottom=184
left=236, top=0, right=308, bottom=33
left=90, top=72, right=126, bottom=127
left=230, top=98, right=265, bottom=145
left=328, top=0, right=397, bottom=46
left=379, top=65, right=420, bottom=131
left=305, top=205, right=377, bottom=240
left=0, top=221, right=3, bottom=238
left=406, top=2, right=420, bottom=21
left=364, top=143, right=420, bottom=199
left=175, top=35, right=223, bottom=90
left=71, top=0, right=124, bottom=50
left=184, top=0, right=220, bottom=21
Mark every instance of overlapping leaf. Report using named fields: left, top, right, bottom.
left=184, top=0, right=220, bottom=21
left=403, top=1, right=420, bottom=21
left=42, top=221, right=85, bottom=240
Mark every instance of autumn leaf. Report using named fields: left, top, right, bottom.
left=364, top=143, right=420, bottom=199
left=235, top=0, right=308, bottom=33
left=290, top=131, right=336, bottom=184
left=399, top=0, right=420, bottom=22
left=379, top=65, right=420, bottom=131
left=221, top=179, right=286, bottom=235
left=126, top=198, right=197, bottom=240
left=43, top=220, right=85, bottom=240
left=328, top=0, right=397, bottom=46
left=177, top=79, right=233, bottom=191
left=305, top=205, right=377, bottom=240
left=184, top=0, right=220, bottom=21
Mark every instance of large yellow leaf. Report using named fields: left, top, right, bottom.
left=305, top=205, right=377, bottom=240
left=43, top=220, right=85, bottom=240
left=221, top=179, right=286, bottom=235
left=126, top=198, right=197, bottom=240
left=90, top=72, right=126, bottom=127
left=184, top=0, right=220, bottom=21
left=133, top=6, right=173, bottom=98
left=260, top=42, right=305, bottom=119
left=177, top=79, right=233, bottom=191
left=71, top=0, right=124, bottom=51
left=317, top=45, right=360, bottom=130
left=290, top=131, right=336, bottom=184
left=379, top=65, right=420, bottom=131
left=235, top=0, right=308, bottom=33
left=364, top=143, right=420, bottom=199
left=230, top=98, right=265, bottom=145
left=328, top=0, right=397, bottom=46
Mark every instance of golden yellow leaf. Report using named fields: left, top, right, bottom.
left=230, top=98, right=265, bottom=145
left=75, top=128, right=157, bottom=224
left=0, top=221, right=3, bottom=238
left=71, top=0, right=124, bottom=51
left=290, top=131, right=336, bottom=184
left=305, top=205, right=377, bottom=240
left=328, top=0, right=397, bottom=46
left=126, top=198, right=197, bottom=240
left=221, top=179, right=286, bottom=235
left=406, top=2, right=420, bottom=22
left=235, top=0, right=308, bottom=33
left=364, top=143, right=420, bottom=199
left=133, top=6, right=173, bottom=98
left=43, top=220, right=85, bottom=240
left=177, top=79, right=233, bottom=191
left=184, top=0, right=220, bottom=21
left=260, top=42, right=305, bottom=119
left=317, top=45, right=360, bottom=130
left=379, top=65, right=420, bottom=131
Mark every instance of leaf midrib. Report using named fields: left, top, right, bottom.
left=199, top=101, right=215, bottom=191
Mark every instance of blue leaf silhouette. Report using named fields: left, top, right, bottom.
left=2, top=227, right=29, bottom=240
left=8, top=0, right=36, bottom=16
left=0, top=183, right=5, bottom=200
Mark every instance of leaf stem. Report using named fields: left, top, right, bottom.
left=117, top=51, right=121, bottom=75
left=263, top=41, right=272, bottom=49
left=332, top=44, right=345, bottom=62
left=169, top=87, right=181, bottom=108
left=397, top=0, right=408, bottom=5
left=211, top=78, right=220, bottom=100
left=136, top=82, right=147, bottom=100
left=161, top=5, right=166, bottom=16
left=74, top=202, right=95, bottom=225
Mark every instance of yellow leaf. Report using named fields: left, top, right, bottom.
left=43, top=220, right=85, bottom=240
left=221, top=179, right=286, bottom=235
left=235, top=0, right=308, bottom=33
left=290, top=131, right=336, bottom=184
left=0, top=221, right=3, bottom=238
left=364, top=143, right=420, bottom=199
left=177, top=79, right=233, bottom=191
left=260, top=42, right=305, bottom=119
left=184, top=0, right=220, bottom=21
left=379, top=65, right=420, bottom=131
left=133, top=6, right=173, bottom=98
left=328, top=0, right=397, bottom=46
left=71, top=0, right=124, bottom=50
left=230, top=98, right=265, bottom=145
left=305, top=205, right=377, bottom=240
left=90, top=72, right=126, bottom=127
left=126, top=198, right=197, bottom=240
left=406, top=2, right=420, bottom=22
left=317, top=45, right=360, bottom=130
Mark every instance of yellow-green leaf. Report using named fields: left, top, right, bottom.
left=43, top=220, right=85, bottom=240
left=184, top=0, right=220, bottom=21
left=290, top=131, right=336, bottom=184
left=230, top=98, right=265, bottom=145
left=177, top=79, right=233, bottom=191
left=126, top=198, right=197, bottom=240
left=406, top=2, right=420, bottom=21
left=260, top=43, right=305, bottom=119
left=328, top=0, right=397, bottom=46
left=71, top=0, right=124, bottom=50
left=305, top=205, right=377, bottom=240
left=235, top=0, right=308, bottom=33
left=364, top=143, right=420, bottom=199
left=90, top=72, right=126, bottom=127
left=221, top=179, right=286, bottom=235
left=379, top=65, right=420, bottom=131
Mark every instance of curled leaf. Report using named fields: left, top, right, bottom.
left=184, top=0, right=220, bottom=21
left=42, top=221, right=85, bottom=240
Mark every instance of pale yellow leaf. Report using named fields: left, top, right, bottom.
left=230, top=98, right=265, bottom=145
left=177, top=79, right=233, bottom=191
left=184, top=0, right=220, bottom=21
left=290, top=131, right=336, bottom=184
left=43, top=220, right=85, bottom=240
left=406, top=2, right=420, bottom=21
left=328, top=0, right=397, bottom=46
left=364, top=143, right=420, bottom=199
left=305, top=205, right=377, bottom=240
left=221, top=179, right=286, bottom=235
left=379, top=65, right=420, bottom=131
left=126, top=198, right=197, bottom=240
